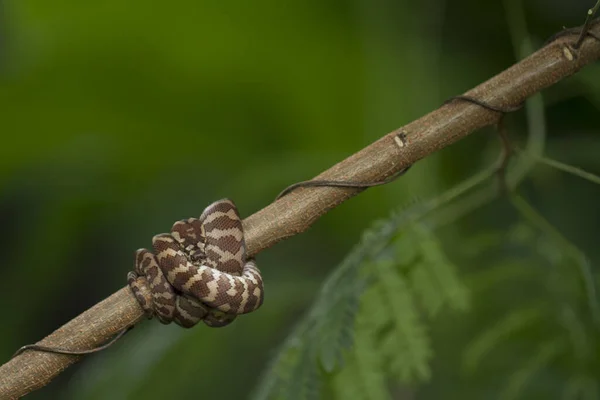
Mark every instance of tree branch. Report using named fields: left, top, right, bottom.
left=1, top=20, right=599, bottom=399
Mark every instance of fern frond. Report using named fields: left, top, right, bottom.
left=462, top=303, right=546, bottom=375
left=408, top=266, right=446, bottom=318
left=280, top=341, right=322, bottom=400
left=457, top=230, right=504, bottom=258
left=332, top=308, right=391, bottom=400
left=412, top=224, right=470, bottom=314
left=375, top=260, right=432, bottom=382
left=517, top=149, right=600, bottom=186
left=331, top=356, right=363, bottom=400
left=465, top=259, right=539, bottom=294
left=252, top=318, right=316, bottom=400
left=318, top=279, right=364, bottom=373
left=256, top=331, right=322, bottom=400
left=255, top=200, right=470, bottom=398
left=510, top=196, right=600, bottom=333
left=562, top=376, right=600, bottom=400
left=405, top=223, right=470, bottom=317
left=501, top=338, right=564, bottom=400
left=391, top=230, right=419, bottom=268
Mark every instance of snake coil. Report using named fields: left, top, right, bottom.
left=127, top=199, right=264, bottom=328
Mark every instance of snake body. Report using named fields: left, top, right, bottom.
left=128, top=199, right=264, bottom=328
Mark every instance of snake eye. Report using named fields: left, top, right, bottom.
left=189, top=251, right=205, bottom=263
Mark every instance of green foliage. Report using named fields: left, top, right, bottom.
left=252, top=206, right=470, bottom=399
left=459, top=219, right=600, bottom=400
left=462, top=303, right=546, bottom=375
left=376, top=260, right=432, bottom=383
left=410, top=224, right=470, bottom=317
left=501, top=339, right=565, bottom=400
left=331, top=300, right=390, bottom=400
left=257, top=187, right=600, bottom=400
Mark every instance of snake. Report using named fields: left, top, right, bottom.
left=127, top=199, right=264, bottom=328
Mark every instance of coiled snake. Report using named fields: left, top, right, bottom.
left=127, top=199, right=264, bottom=328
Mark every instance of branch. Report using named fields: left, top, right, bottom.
left=1, top=19, right=600, bottom=399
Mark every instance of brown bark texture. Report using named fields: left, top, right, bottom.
left=1, top=20, right=599, bottom=399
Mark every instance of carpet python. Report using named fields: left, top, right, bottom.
left=128, top=199, right=264, bottom=328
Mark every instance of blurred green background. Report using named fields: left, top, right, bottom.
left=1, top=0, right=599, bottom=399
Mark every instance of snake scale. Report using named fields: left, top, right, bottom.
left=128, top=199, right=264, bottom=328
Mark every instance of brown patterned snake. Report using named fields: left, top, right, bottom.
left=127, top=199, right=264, bottom=328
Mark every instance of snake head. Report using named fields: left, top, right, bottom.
left=171, top=217, right=206, bottom=261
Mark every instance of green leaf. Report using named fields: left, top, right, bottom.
left=408, top=265, right=445, bottom=317
left=501, top=339, right=564, bottom=400
left=252, top=322, right=310, bottom=400
left=412, top=224, right=470, bottom=314
left=280, top=342, right=322, bottom=400
left=463, top=304, right=545, bottom=375
left=376, top=260, right=432, bottom=383
left=318, top=284, right=362, bottom=373
left=392, top=232, right=419, bottom=268
left=332, top=312, right=391, bottom=400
